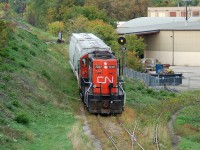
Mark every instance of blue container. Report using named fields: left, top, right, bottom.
left=156, top=64, right=163, bottom=74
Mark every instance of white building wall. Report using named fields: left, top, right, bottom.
left=145, top=31, right=200, bottom=66
left=145, top=51, right=200, bottom=66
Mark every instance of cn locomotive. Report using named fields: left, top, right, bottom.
left=69, top=33, right=125, bottom=114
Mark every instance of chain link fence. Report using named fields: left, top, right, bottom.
left=124, top=68, right=200, bottom=92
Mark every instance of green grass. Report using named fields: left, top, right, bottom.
left=0, top=19, right=92, bottom=150
left=175, top=105, right=200, bottom=148
left=178, top=138, right=200, bottom=150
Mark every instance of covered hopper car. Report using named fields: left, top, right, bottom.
left=69, top=33, right=125, bottom=114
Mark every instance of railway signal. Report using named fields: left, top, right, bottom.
left=118, top=36, right=126, bottom=76
left=118, top=36, right=126, bottom=45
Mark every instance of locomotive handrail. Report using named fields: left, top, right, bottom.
left=82, top=78, right=91, bottom=84
left=119, top=84, right=126, bottom=105
left=85, top=83, right=93, bottom=106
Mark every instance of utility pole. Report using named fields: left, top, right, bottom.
left=21, top=0, right=25, bottom=18
left=182, top=0, right=191, bottom=21
left=186, top=1, right=188, bottom=21
left=5, top=0, right=9, bottom=17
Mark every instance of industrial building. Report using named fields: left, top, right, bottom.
left=117, top=17, right=200, bottom=66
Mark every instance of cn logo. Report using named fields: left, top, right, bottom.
left=97, top=76, right=113, bottom=84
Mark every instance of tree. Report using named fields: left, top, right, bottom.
left=126, top=51, right=143, bottom=71
left=85, top=19, right=118, bottom=52
left=48, top=21, right=64, bottom=36
left=63, top=6, right=114, bottom=25
left=84, top=0, right=148, bottom=20
left=66, top=15, right=89, bottom=36
left=125, top=34, right=146, bottom=57
left=123, top=34, right=146, bottom=70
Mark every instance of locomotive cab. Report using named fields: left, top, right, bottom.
left=80, top=51, right=125, bottom=114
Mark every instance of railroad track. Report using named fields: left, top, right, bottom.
left=153, top=113, right=162, bottom=150
left=96, top=115, right=144, bottom=150
left=115, top=116, right=144, bottom=150
left=96, top=115, right=119, bottom=150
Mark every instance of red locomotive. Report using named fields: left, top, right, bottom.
left=69, top=33, right=125, bottom=114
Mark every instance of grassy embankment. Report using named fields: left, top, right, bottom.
left=124, top=78, right=200, bottom=149
left=0, top=19, right=93, bottom=150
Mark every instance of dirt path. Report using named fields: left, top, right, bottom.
left=80, top=108, right=102, bottom=150
left=167, top=108, right=184, bottom=150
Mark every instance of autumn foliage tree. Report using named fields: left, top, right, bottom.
left=48, top=21, right=64, bottom=36
left=84, top=0, right=148, bottom=20
left=86, top=20, right=118, bottom=48
left=66, top=15, right=89, bottom=36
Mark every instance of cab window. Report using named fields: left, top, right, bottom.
left=82, top=58, right=87, bottom=67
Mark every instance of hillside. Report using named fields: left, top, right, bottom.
left=0, top=19, right=93, bottom=150
left=1, top=20, right=200, bottom=150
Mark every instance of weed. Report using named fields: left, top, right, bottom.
left=12, top=100, right=20, bottom=107
left=12, top=46, right=19, bottom=51
left=18, top=32, right=25, bottom=39
left=0, top=83, right=6, bottom=90
left=30, top=50, right=36, bottom=56
left=32, top=42, right=38, bottom=47
left=5, top=102, right=15, bottom=111
left=18, top=61, right=29, bottom=68
left=0, top=48, right=10, bottom=58
left=0, top=64, right=17, bottom=72
left=21, top=44, right=29, bottom=50
left=2, top=75, right=12, bottom=82
left=14, top=113, right=29, bottom=125
left=41, top=70, right=51, bottom=80
left=67, top=123, right=94, bottom=150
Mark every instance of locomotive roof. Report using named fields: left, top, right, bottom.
left=72, top=33, right=112, bottom=56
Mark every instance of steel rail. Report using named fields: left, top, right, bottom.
left=96, top=115, right=119, bottom=150
left=115, top=116, right=144, bottom=150
left=154, top=113, right=162, bottom=150
left=132, top=120, right=138, bottom=150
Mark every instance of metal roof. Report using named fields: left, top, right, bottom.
left=71, top=33, right=111, bottom=57
left=117, top=17, right=200, bottom=35
left=72, top=33, right=111, bottom=50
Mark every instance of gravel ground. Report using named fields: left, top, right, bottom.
left=166, top=66, right=200, bottom=91
left=170, top=66, right=200, bottom=78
